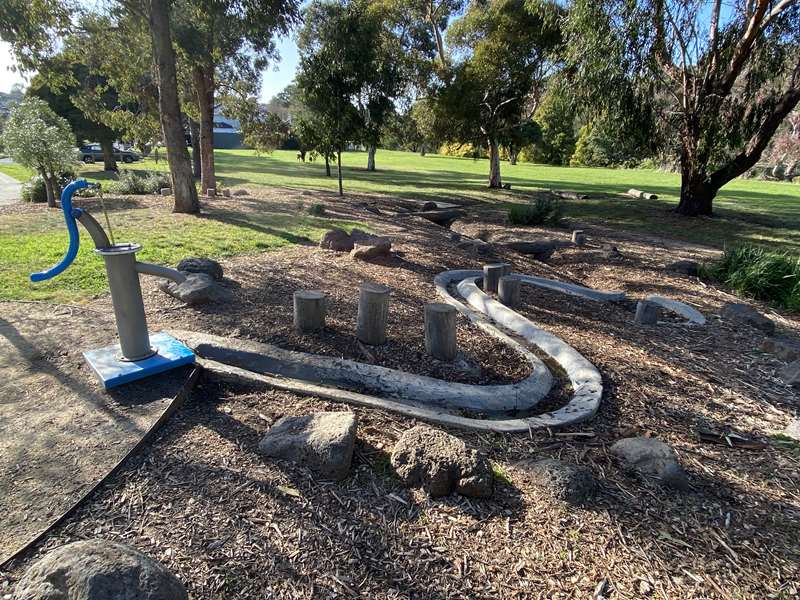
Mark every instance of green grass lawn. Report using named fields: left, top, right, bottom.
left=2, top=148, right=799, bottom=302
left=0, top=202, right=363, bottom=302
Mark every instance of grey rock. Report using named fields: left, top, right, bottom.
left=779, top=360, right=800, bottom=388
left=159, top=187, right=172, bottom=197
left=258, top=412, right=357, bottom=480
left=319, top=228, right=354, bottom=252
left=233, top=189, right=249, bottom=197
left=457, top=239, right=493, bottom=256
left=634, top=300, right=660, bottom=325
left=422, top=201, right=438, bottom=210
left=14, top=539, right=187, bottom=600
left=176, top=257, right=223, bottom=281
left=504, top=240, right=561, bottom=261
left=390, top=425, right=493, bottom=498
left=610, top=437, right=688, bottom=490
left=159, top=273, right=220, bottom=305
left=222, top=189, right=231, bottom=198
left=666, top=260, right=699, bottom=277
left=721, top=303, right=775, bottom=335
left=514, top=458, right=598, bottom=504
left=760, top=336, right=800, bottom=362
left=783, top=420, right=800, bottom=441
left=351, top=239, right=392, bottom=261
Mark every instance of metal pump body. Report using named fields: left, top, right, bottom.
left=30, top=179, right=194, bottom=387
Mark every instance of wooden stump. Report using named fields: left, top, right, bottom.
left=572, top=230, right=586, bottom=246
left=293, top=290, right=326, bottom=332
left=498, top=276, right=521, bottom=307
left=357, top=282, right=390, bottom=345
left=425, top=303, right=457, bottom=361
left=634, top=300, right=659, bottom=325
left=483, top=263, right=511, bottom=294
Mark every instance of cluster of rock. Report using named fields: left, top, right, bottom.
left=319, top=228, right=392, bottom=261
left=158, top=257, right=227, bottom=305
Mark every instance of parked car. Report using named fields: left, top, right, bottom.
left=78, top=144, right=142, bottom=164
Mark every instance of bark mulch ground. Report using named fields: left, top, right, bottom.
left=1, top=188, right=798, bottom=599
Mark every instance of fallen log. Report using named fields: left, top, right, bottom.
left=626, top=188, right=658, bottom=200
left=551, top=190, right=589, bottom=200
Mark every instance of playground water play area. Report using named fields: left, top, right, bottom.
left=1, top=181, right=799, bottom=598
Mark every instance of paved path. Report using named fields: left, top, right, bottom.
left=0, top=170, right=22, bottom=206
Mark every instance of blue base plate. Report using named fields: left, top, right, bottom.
left=83, top=331, right=195, bottom=389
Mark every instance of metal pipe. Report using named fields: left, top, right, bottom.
left=135, top=262, right=187, bottom=284
left=96, top=244, right=154, bottom=361
left=76, top=211, right=111, bottom=248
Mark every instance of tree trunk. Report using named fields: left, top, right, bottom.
left=189, top=118, right=201, bottom=179
left=488, top=139, right=502, bottom=188
left=509, top=147, right=518, bottom=165
left=676, top=165, right=715, bottom=216
left=148, top=0, right=199, bottom=214
left=428, top=6, right=446, bottom=68
left=325, top=155, right=331, bottom=177
left=100, top=139, right=118, bottom=171
left=420, top=145, right=426, bottom=157
left=193, top=65, right=216, bottom=194
left=337, top=149, right=343, bottom=196
left=366, top=144, right=376, bottom=171
left=41, top=170, right=56, bottom=208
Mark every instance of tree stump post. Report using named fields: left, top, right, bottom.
left=634, top=300, right=660, bottom=325
left=572, top=230, right=587, bottom=246
left=425, top=303, right=457, bottom=361
left=357, top=282, right=390, bottom=345
left=483, top=263, right=511, bottom=294
left=498, top=276, right=521, bottom=307
left=293, top=290, right=327, bottom=332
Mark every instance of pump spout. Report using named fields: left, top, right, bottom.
left=135, top=262, right=187, bottom=284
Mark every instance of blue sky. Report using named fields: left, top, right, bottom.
left=0, top=35, right=300, bottom=103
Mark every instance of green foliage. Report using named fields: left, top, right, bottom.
left=21, top=175, right=48, bottom=203
left=307, top=203, right=326, bottom=216
left=570, top=111, right=656, bottom=167
left=3, top=98, right=77, bottom=173
left=106, top=170, right=172, bottom=195
left=702, top=245, right=800, bottom=311
left=508, top=196, right=563, bottom=226
left=439, top=142, right=483, bottom=158
left=529, top=85, right=576, bottom=165
left=239, top=105, right=291, bottom=154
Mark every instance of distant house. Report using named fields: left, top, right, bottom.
left=213, top=114, right=243, bottom=149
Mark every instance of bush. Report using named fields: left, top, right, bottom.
left=307, top=203, right=326, bottom=217
left=21, top=169, right=78, bottom=203
left=702, top=245, right=800, bottom=311
left=508, top=196, right=564, bottom=227
left=21, top=175, right=47, bottom=203
left=106, top=170, right=171, bottom=195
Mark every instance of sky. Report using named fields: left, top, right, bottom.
left=0, top=36, right=299, bottom=103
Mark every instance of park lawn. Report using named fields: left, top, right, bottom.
left=0, top=162, right=35, bottom=182
left=2, top=148, right=799, bottom=250
left=0, top=202, right=363, bottom=302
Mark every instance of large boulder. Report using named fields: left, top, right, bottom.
left=258, top=412, right=357, bottom=481
left=514, top=458, right=598, bottom=505
left=760, top=336, right=800, bottom=363
left=610, top=437, right=688, bottom=490
left=504, top=240, right=561, bottom=261
left=720, top=303, right=775, bottom=335
left=390, top=425, right=493, bottom=498
left=176, top=257, right=223, bottom=281
left=666, top=260, right=700, bottom=277
left=319, top=228, right=354, bottom=252
left=159, top=273, right=219, bottom=305
left=351, top=239, right=392, bottom=261
left=13, top=539, right=187, bottom=600
left=783, top=420, right=800, bottom=442
left=779, top=360, right=800, bottom=388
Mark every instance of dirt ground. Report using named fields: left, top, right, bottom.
left=1, top=188, right=799, bottom=599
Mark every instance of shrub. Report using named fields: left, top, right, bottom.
left=21, top=175, right=47, bottom=203
left=702, top=245, right=800, bottom=311
left=307, top=203, right=326, bottom=216
left=106, top=169, right=171, bottom=195
left=508, top=196, right=564, bottom=227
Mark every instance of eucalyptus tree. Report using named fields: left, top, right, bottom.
left=559, top=0, right=800, bottom=216
left=171, top=0, right=301, bottom=194
left=437, top=0, right=561, bottom=187
left=297, top=0, right=400, bottom=191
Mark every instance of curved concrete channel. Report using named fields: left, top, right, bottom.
left=177, top=270, right=618, bottom=431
